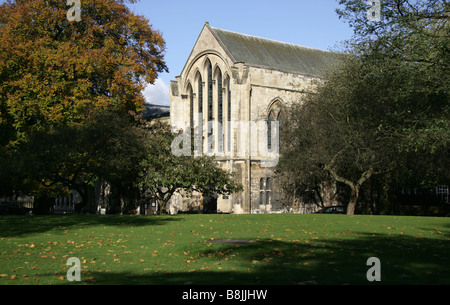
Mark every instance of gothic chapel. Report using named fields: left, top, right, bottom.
left=169, top=22, right=338, bottom=214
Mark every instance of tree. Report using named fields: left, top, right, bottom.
left=0, top=0, right=168, bottom=148
left=280, top=55, right=405, bottom=215
left=336, top=0, right=449, bottom=154
left=279, top=0, right=449, bottom=214
left=0, top=0, right=168, bottom=212
left=10, top=109, right=149, bottom=214
left=138, top=122, right=243, bottom=214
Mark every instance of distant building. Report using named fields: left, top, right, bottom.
left=142, top=103, right=170, bottom=123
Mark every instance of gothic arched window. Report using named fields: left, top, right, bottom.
left=226, top=77, right=231, bottom=153
left=217, top=68, right=223, bottom=152
left=197, top=73, right=203, bottom=117
left=267, top=100, right=283, bottom=153
left=188, top=83, right=193, bottom=130
left=267, top=111, right=274, bottom=151
left=207, top=60, right=213, bottom=152
left=196, top=72, right=203, bottom=154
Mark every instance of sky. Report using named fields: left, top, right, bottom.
left=128, top=0, right=356, bottom=105
left=0, top=0, right=357, bottom=105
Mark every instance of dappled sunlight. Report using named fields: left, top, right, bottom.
left=0, top=214, right=449, bottom=285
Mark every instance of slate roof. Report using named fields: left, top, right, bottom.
left=142, top=103, right=170, bottom=119
left=209, top=25, right=339, bottom=76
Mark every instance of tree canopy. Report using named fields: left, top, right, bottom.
left=0, top=0, right=168, bottom=147
left=138, top=123, right=243, bottom=214
left=278, top=0, right=449, bottom=214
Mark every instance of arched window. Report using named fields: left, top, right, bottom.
left=188, top=83, right=193, bottom=129
left=207, top=60, right=213, bottom=152
left=197, top=73, right=203, bottom=154
left=267, top=111, right=274, bottom=151
left=267, top=100, right=283, bottom=153
left=188, top=83, right=194, bottom=154
left=276, top=112, right=282, bottom=151
left=217, top=68, right=223, bottom=152
left=197, top=74, right=203, bottom=117
left=226, top=77, right=231, bottom=153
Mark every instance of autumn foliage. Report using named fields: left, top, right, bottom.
left=0, top=0, right=168, bottom=147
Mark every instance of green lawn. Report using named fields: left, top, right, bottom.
left=0, top=213, right=449, bottom=285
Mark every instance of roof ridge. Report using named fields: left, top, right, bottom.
left=210, top=26, right=333, bottom=54
left=206, top=24, right=339, bottom=76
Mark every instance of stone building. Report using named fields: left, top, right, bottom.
left=169, top=22, right=338, bottom=214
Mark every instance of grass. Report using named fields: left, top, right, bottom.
left=0, top=213, right=449, bottom=285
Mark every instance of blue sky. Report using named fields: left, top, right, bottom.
left=0, top=0, right=356, bottom=105
left=128, top=0, right=355, bottom=105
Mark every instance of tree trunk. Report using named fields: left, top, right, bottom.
left=34, top=195, right=54, bottom=215
left=86, top=185, right=97, bottom=214
left=322, top=178, right=336, bottom=207
left=74, top=187, right=87, bottom=214
left=159, top=200, right=168, bottom=215
left=74, top=185, right=96, bottom=214
left=347, top=187, right=359, bottom=215
left=324, top=165, right=374, bottom=216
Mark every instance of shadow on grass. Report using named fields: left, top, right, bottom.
left=51, top=233, right=450, bottom=285
left=0, top=215, right=180, bottom=238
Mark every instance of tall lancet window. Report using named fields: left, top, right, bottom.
left=207, top=60, right=213, bottom=153
left=267, top=101, right=283, bottom=153
left=277, top=111, right=282, bottom=152
left=197, top=73, right=203, bottom=154
left=217, top=68, right=223, bottom=153
left=188, top=84, right=194, bottom=130
left=267, top=111, right=274, bottom=151
left=188, top=84, right=194, bottom=154
left=227, top=77, right=231, bottom=153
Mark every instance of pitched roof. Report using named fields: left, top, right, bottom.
left=209, top=25, right=339, bottom=76
left=142, top=103, right=170, bottom=120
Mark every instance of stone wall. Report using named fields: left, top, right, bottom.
left=169, top=24, right=325, bottom=214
